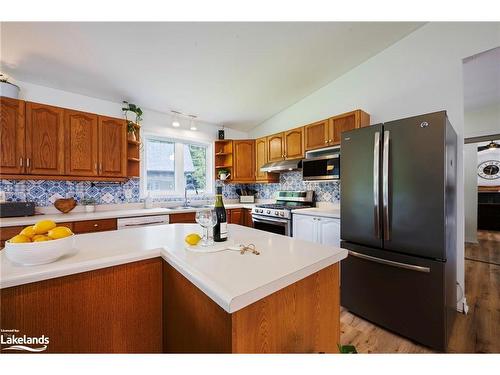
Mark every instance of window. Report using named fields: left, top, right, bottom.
left=142, top=136, right=212, bottom=197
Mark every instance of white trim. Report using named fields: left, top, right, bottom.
left=141, top=133, right=213, bottom=198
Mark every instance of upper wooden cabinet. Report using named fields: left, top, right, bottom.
left=25, top=102, right=65, bottom=175
left=304, top=119, right=329, bottom=151
left=330, top=110, right=370, bottom=146
left=98, top=116, right=127, bottom=177
left=65, top=109, right=98, bottom=176
left=284, top=127, right=304, bottom=160
left=304, top=110, right=370, bottom=151
left=255, top=137, right=279, bottom=183
left=267, top=133, right=285, bottom=162
left=232, top=140, right=255, bottom=183
left=0, top=98, right=130, bottom=181
left=0, top=97, right=25, bottom=174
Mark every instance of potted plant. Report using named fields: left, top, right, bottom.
left=218, top=168, right=231, bottom=181
left=80, top=197, right=97, bottom=213
left=0, top=73, right=20, bottom=99
left=122, top=101, right=143, bottom=141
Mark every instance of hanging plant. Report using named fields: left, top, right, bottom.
left=122, top=101, right=143, bottom=133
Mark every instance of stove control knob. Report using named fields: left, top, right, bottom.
left=275, top=211, right=279, bottom=216
left=280, top=212, right=284, bottom=217
left=267, top=210, right=271, bottom=214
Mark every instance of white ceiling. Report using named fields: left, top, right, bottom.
left=1, top=22, right=422, bottom=130
left=463, top=46, right=500, bottom=112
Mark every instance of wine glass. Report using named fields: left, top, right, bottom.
left=195, top=210, right=212, bottom=246
left=205, top=210, right=218, bottom=246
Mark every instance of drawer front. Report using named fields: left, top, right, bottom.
left=169, top=212, right=196, bottom=224
left=73, top=218, right=117, bottom=234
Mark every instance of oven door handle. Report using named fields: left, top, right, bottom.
left=252, top=216, right=289, bottom=225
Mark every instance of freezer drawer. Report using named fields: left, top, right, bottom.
left=340, top=242, right=453, bottom=351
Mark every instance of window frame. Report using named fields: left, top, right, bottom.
left=141, top=133, right=213, bottom=198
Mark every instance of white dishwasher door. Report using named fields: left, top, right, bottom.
left=117, top=215, right=169, bottom=229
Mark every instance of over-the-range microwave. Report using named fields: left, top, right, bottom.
left=302, top=146, right=340, bottom=181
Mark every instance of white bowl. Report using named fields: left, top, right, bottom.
left=4, top=235, right=76, bottom=266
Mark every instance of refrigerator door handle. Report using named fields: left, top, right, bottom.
left=383, top=130, right=390, bottom=241
left=373, top=131, right=381, bottom=238
left=348, top=250, right=430, bottom=273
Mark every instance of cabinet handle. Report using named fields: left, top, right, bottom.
left=94, top=224, right=99, bottom=227
left=19, top=157, right=23, bottom=167
left=26, top=158, right=30, bottom=169
left=325, top=140, right=328, bottom=144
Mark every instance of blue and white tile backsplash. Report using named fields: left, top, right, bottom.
left=1, top=171, right=339, bottom=207
left=221, top=171, right=340, bottom=203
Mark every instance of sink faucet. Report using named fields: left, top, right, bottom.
left=184, top=183, right=198, bottom=207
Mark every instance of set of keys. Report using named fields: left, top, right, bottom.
left=238, top=243, right=260, bottom=255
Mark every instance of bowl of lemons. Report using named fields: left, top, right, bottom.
left=5, top=219, right=76, bottom=266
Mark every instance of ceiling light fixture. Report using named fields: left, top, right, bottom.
left=189, top=115, right=198, bottom=131
left=171, top=111, right=181, bottom=127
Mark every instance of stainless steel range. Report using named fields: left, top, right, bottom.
left=251, top=191, right=314, bottom=236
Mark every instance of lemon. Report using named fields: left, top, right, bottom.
left=185, top=233, right=202, bottom=246
left=9, top=234, right=32, bottom=243
left=33, top=235, right=52, bottom=242
left=47, top=226, right=73, bottom=240
left=19, top=225, right=36, bottom=238
left=32, top=234, right=47, bottom=241
left=33, top=220, right=57, bottom=235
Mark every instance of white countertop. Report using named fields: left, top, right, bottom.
left=0, top=224, right=347, bottom=313
left=0, top=204, right=256, bottom=227
left=291, top=207, right=341, bottom=218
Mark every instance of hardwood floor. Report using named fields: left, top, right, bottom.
left=340, top=235, right=500, bottom=353
left=465, top=230, right=500, bottom=265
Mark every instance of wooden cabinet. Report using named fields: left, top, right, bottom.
left=0, top=258, right=163, bottom=353
left=267, top=133, right=285, bottom=162
left=266, top=128, right=304, bottom=163
left=169, top=212, right=196, bottom=224
left=25, top=102, right=65, bottom=175
left=227, top=208, right=242, bottom=224
left=232, top=140, right=255, bottom=183
left=304, top=119, right=330, bottom=151
left=98, top=116, right=127, bottom=177
left=304, top=110, right=370, bottom=150
left=0, top=97, right=25, bottom=174
left=243, top=208, right=253, bottom=227
left=284, top=127, right=304, bottom=160
left=255, top=137, right=279, bottom=183
left=65, top=109, right=98, bottom=176
left=73, top=218, right=117, bottom=234
left=330, top=109, right=370, bottom=145
left=0, top=99, right=129, bottom=181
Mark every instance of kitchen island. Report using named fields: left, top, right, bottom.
left=0, top=224, right=347, bottom=353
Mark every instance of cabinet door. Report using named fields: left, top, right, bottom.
left=267, top=133, right=284, bottom=162
left=292, top=214, right=317, bottom=243
left=317, top=217, right=341, bottom=247
left=331, top=113, right=356, bottom=145
left=0, top=97, right=25, bottom=174
left=284, top=127, right=304, bottom=160
left=233, top=140, right=255, bottom=182
left=304, top=120, right=329, bottom=151
left=229, top=208, right=242, bottom=224
left=25, top=102, right=65, bottom=175
left=98, top=116, right=127, bottom=177
left=255, top=137, right=268, bottom=181
left=65, top=109, right=98, bottom=176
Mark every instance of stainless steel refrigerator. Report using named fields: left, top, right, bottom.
left=340, top=111, right=457, bottom=351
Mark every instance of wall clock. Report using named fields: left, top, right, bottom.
left=477, top=160, right=500, bottom=180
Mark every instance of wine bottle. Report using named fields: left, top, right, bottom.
left=213, top=186, right=227, bottom=242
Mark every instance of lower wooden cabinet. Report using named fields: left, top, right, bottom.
left=72, top=218, right=117, bottom=234
left=243, top=208, right=253, bottom=227
left=169, top=212, right=196, bottom=223
left=0, top=258, right=163, bottom=353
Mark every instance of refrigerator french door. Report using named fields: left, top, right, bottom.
left=340, top=111, right=457, bottom=351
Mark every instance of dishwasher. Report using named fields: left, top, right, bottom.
left=117, top=214, right=169, bottom=229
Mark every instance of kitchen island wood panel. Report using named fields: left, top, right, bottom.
left=163, top=262, right=340, bottom=353
left=0, top=258, right=163, bottom=353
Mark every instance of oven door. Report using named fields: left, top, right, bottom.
left=252, top=215, right=291, bottom=236
left=302, top=154, right=340, bottom=181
